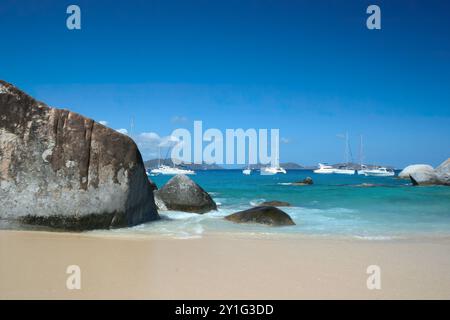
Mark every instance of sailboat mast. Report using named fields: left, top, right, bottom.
left=360, top=135, right=363, bottom=167
left=345, top=132, right=349, bottom=164
left=158, top=146, right=161, bottom=167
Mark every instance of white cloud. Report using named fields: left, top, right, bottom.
left=134, top=132, right=181, bottom=160
left=99, top=120, right=108, bottom=126
left=115, top=128, right=129, bottom=135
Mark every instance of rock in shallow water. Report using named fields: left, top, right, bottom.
left=0, top=80, right=159, bottom=230
left=225, top=206, right=295, bottom=226
left=291, top=177, right=313, bottom=186
left=154, top=174, right=217, bottom=213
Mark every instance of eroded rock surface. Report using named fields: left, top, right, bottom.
left=0, top=80, right=159, bottom=230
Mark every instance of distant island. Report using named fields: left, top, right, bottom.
left=144, top=159, right=306, bottom=170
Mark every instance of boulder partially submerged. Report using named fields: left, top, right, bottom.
left=291, top=177, right=313, bottom=186
left=225, top=206, right=295, bottom=226
left=154, top=174, right=217, bottom=213
left=0, top=80, right=159, bottom=230
left=398, top=164, right=434, bottom=179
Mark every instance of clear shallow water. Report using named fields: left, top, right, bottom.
left=2, top=170, right=449, bottom=239
left=97, top=170, right=450, bottom=239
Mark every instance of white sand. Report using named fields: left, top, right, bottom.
left=1, top=230, right=450, bottom=299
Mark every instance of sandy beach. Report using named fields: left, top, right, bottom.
left=1, top=230, right=449, bottom=299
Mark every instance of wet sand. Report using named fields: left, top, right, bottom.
left=1, top=230, right=449, bottom=299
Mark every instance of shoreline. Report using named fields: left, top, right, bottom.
left=1, top=229, right=450, bottom=299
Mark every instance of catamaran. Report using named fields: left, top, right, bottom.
left=313, top=163, right=336, bottom=174
left=315, top=133, right=355, bottom=175
left=149, top=146, right=195, bottom=175
left=333, top=165, right=356, bottom=175
left=356, top=135, right=395, bottom=177
left=260, top=166, right=287, bottom=175
left=150, top=165, right=195, bottom=175
left=362, top=167, right=395, bottom=177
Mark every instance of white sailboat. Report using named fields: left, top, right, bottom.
left=335, top=132, right=355, bottom=175
left=260, top=166, right=287, bottom=175
left=313, top=163, right=336, bottom=174
left=150, top=165, right=195, bottom=175
left=150, top=146, right=195, bottom=175
left=259, top=145, right=286, bottom=175
left=242, top=166, right=252, bottom=175
left=357, top=135, right=395, bottom=177
left=363, top=167, right=395, bottom=177
left=315, top=133, right=355, bottom=175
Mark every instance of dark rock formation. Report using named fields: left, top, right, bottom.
left=154, top=174, right=217, bottom=213
left=0, top=80, right=159, bottom=230
left=256, top=201, right=291, bottom=207
left=292, top=177, right=313, bottom=186
left=225, top=206, right=295, bottom=226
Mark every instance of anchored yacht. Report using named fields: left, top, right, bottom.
left=313, top=163, right=336, bottom=174
left=260, top=166, right=287, bottom=175
left=150, top=165, right=195, bottom=175
left=362, top=167, right=395, bottom=177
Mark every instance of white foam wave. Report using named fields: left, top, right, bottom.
left=249, top=198, right=266, bottom=206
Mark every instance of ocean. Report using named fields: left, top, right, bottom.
left=97, top=170, right=450, bottom=240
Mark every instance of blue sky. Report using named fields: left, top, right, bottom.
left=1, top=0, right=449, bottom=167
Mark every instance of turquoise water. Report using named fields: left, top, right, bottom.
left=111, top=170, right=450, bottom=239
left=3, top=170, right=449, bottom=238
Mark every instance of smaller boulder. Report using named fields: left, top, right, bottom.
left=292, top=177, right=313, bottom=186
left=225, top=206, right=295, bottom=226
left=154, top=174, right=217, bottom=213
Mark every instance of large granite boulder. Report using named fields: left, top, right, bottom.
left=154, top=174, right=217, bottom=213
left=435, top=158, right=450, bottom=185
left=225, top=206, right=295, bottom=226
left=0, top=80, right=159, bottom=230
left=410, top=170, right=440, bottom=186
left=398, top=164, right=434, bottom=179
left=408, top=159, right=450, bottom=186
